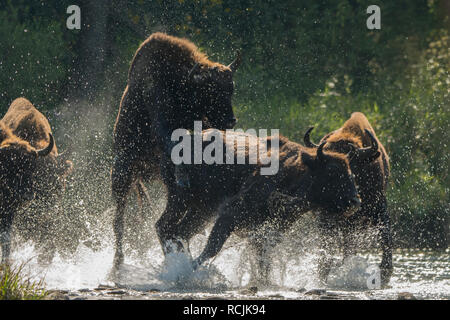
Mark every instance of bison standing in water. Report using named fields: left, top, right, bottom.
left=0, top=97, right=73, bottom=264
left=156, top=130, right=362, bottom=286
left=304, top=112, right=392, bottom=286
left=111, top=33, right=241, bottom=272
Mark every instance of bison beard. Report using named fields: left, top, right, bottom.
left=304, top=112, right=392, bottom=286
left=110, top=33, right=241, bottom=275
left=154, top=130, right=362, bottom=286
left=0, top=97, right=73, bottom=265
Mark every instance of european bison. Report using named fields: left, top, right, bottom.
left=304, top=112, right=391, bottom=286
left=155, top=129, right=362, bottom=286
left=111, top=33, right=241, bottom=272
left=0, top=97, right=73, bottom=264
left=155, top=129, right=267, bottom=257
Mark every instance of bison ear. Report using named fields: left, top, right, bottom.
left=301, top=152, right=319, bottom=171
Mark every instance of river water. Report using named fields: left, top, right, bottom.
left=11, top=224, right=449, bottom=300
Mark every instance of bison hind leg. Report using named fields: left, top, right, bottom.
left=111, top=155, right=136, bottom=276
left=247, top=232, right=281, bottom=288
left=316, top=218, right=342, bottom=285
left=135, top=178, right=151, bottom=218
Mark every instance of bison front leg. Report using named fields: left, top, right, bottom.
left=111, top=154, right=135, bottom=274
left=36, top=210, right=57, bottom=266
left=342, top=220, right=357, bottom=261
left=193, top=214, right=236, bottom=269
left=0, top=210, right=14, bottom=265
left=248, top=234, right=281, bottom=288
left=170, top=206, right=214, bottom=256
left=378, top=198, right=392, bottom=287
left=155, top=187, right=191, bottom=256
left=317, top=216, right=340, bottom=285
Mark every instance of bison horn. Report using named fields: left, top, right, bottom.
left=356, top=129, right=379, bottom=160
left=188, top=62, right=201, bottom=82
left=37, top=133, right=54, bottom=157
left=228, top=51, right=242, bottom=73
left=316, top=141, right=326, bottom=162
left=304, top=127, right=320, bottom=148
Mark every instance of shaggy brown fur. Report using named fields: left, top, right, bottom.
left=127, top=32, right=230, bottom=89
left=307, top=112, right=392, bottom=286
left=0, top=122, right=36, bottom=154
left=152, top=130, right=360, bottom=286
left=0, top=97, right=73, bottom=264
left=111, top=33, right=241, bottom=274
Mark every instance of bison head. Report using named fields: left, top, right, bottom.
left=0, top=133, right=54, bottom=204
left=186, top=52, right=241, bottom=130
left=346, top=129, right=381, bottom=164
left=304, top=127, right=381, bottom=164
left=301, top=142, right=361, bottom=217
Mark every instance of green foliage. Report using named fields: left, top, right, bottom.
left=0, top=0, right=447, bottom=248
left=234, top=29, right=449, bottom=249
left=385, top=29, right=449, bottom=249
left=0, top=263, right=47, bottom=300
left=0, top=0, right=76, bottom=111
left=120, top=0, right=437, bottom=100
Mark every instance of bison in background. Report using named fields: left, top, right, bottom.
left=304, top=112, right=392, bottom=286
left=111, top=33, right=241, bottom=273
left=0, top=97, right=73, bottom=265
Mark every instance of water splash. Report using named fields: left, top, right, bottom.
left=158, top=251, right=229, bottom=291
left=327, top=256, right=371, bottom=289
left=7, top=224, right=449, bottom=299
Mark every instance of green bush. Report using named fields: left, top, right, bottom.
left=235, top=29, right=449, bottom=249
left=0, top=0, right=447, bottom=249
left=0, top=0, right=76, bottom=112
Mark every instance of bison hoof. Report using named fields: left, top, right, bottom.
left=163, top=238, right=191, bottom=256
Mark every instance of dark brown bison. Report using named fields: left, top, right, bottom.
left=111, top=33, right=241, bottom=272
left=304, top=112, right=392, bottom=286
left=0, top=97, right=73, bottom=264
left=154, top=129, right=361, bottom=286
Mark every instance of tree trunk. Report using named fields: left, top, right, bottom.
left=66, top=0, right=110, bottom=103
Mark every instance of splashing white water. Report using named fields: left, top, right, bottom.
left=7, top=232, right=450, bottom=299
left=158, top=251, right=229, bottom=291
left=11, top=242, right=115, bottom=290
left=327, top=256, right=372, bottom=289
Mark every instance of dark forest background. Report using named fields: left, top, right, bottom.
left=0, top=0, right=448, bottom=250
